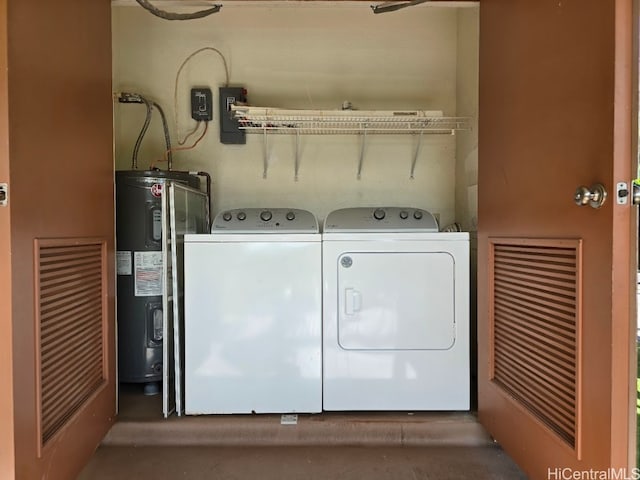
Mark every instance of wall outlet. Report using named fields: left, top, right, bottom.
left=191, top=87, right=213, bottom=122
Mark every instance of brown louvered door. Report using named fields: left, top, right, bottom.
left=478, top=1, right=636, bottom=478
left=0, top=0, right=115, bottom=478
left=36, top=240, right=109, bottom=451
left=490, top=240, right=582, bottom=450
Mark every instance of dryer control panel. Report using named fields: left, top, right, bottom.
left=324, top=207, right=439, bottom=232
left=212, top=208, right=319, bottom=233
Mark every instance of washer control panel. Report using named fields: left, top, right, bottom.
left=324, top=207, right=439, bottom=232
left=212, top=208, right=319, bottom=233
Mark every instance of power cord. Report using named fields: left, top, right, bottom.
left=135, top=0, right=222, bottom=21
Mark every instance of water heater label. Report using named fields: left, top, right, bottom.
left=116, top=251, right=132, bottom=275
left=134, top=251, right=163, bottom=297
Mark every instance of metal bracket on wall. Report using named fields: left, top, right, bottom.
left=262, top=129, right=269, bottom=179
left=260, top=128, right=306, bottom=181
left=0, top=184, right=7, bottom=207
left=410, top=130, right=424, bottom=180
left=357, top=129, right=367, bottom=180
left=294, top=130, right=301, bottom=182
left=266, top=130, right=303, bottom=181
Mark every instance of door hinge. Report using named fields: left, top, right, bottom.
left=0, top=184, right=7, bottom=207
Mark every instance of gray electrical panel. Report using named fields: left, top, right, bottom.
left=219, top=86, right=247, bottom=144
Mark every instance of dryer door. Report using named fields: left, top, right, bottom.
left=337, top=252, right=455, bottom=350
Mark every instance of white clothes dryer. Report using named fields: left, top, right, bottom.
left=184, top=208, right=322, bottom=414
left=322, top=207, right=470, bottom=411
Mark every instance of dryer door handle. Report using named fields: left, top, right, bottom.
left=344, top=288, right=362, bottom=315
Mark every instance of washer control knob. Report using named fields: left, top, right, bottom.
left=413, top=210, right=423, bottom=220
left=260, top=210, right=273, bottom=222
left=237, top=211, right=247, bottom=221
left=286, top=211, right=296, bottom=221
left=373, top=208, right=386, bottom=220
left=399, top=210, right=409, bottom=220
left=222, top=212, right=232, bottom=221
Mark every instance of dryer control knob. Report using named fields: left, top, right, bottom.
left=413, top=210, right=423, bottom=220
left=222, top=212, right=232, bottom=221
left=286, top=211, right=296, bottom=221
left=399, top=210, right=409, bottom=220
left=237, top=211, right=247, bottom=221
left=260, top=210, right=273, bottom=222
left=373, top=208, right=386, bottom=220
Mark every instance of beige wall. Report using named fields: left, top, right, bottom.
left=455, top=7, right=479, bottom=231
left=112, top=3, right=478, bottom=225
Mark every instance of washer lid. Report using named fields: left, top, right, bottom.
left=324, top=207, right=439, bottom=232
left=212, top=208, right=319, bottom=233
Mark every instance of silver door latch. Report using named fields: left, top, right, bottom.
left=615, top=182, right=640, bottom=206
left=0, top=184, right=7, bottom=207
left=617, top=182, right=629, bottom=205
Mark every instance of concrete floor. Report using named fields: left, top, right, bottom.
left=77, top=385, right=528, bottom=479
left=78, top=445, right=527, bottom=480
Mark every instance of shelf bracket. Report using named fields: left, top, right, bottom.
left=262, top=127, right=269, bottom=179
left=357, top=128, right=368, bottom=180
left=294, top=129, right=301, bottom=182
left=410, top=130, right=424, bottom=179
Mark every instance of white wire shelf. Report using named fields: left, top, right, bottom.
left=230, top=105, right=470, bottom=180
left=231, top=106, right=469, bottom=135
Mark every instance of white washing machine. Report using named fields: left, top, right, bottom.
left=322, top=207, right=470, bottom=411
left=184, top=208, right=322, bottom=414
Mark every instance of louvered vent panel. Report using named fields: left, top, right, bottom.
left=37, top=240, right=106, bottom=447
left=490, top=240, right=581, bottom=450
